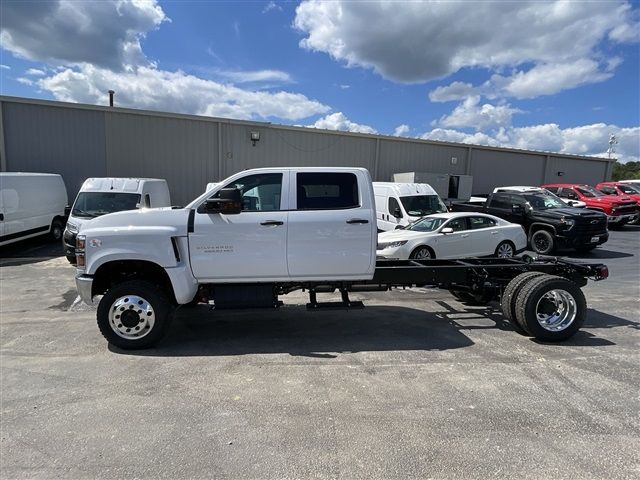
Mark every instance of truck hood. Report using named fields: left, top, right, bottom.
left=79, top=207, right=191, bottom=236
left=583, top=195, right=635, bottom=206
left=533, top=207, right=605, bottom=220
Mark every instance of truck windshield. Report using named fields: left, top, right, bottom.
left=72, top=192, right=141, bottom=218
left=522, top=194, right=567, bottom=210
left=405, top=217, right=447, bottom=232
left=400, top=195, right=447, bottom=217
left=576, top=186, right=604, bottom=198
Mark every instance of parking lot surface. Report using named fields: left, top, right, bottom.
left=1, top=230, right=639, bottom=479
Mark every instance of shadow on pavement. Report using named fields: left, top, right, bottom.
left=562, top=249, right=635, bottom=260
left=113, top=304, right=476, bottom=357
left=0, top=238, right=64, bottom=267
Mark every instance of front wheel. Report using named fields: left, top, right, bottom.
left=530, top=230, right=554, bottom=255
left=97, top=280, right=175, bottom=349
left=410, top=246, right=434, bottom=260
left=495, top=241, right=515, bottom=258
left=49, top=219, right=64, bottom=242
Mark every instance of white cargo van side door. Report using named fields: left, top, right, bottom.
left=189, top=171, right=290, bottom=281
left=287, top=170, right=376, bottom=279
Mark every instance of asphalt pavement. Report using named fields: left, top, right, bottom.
left=1, top=229, right=638, bottom=479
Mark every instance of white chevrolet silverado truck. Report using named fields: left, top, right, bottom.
left=75, top=167, right=608, bottom=349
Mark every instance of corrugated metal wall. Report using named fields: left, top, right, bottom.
left=470, top=149, right=546, bottom=194
left=0, top=98, right=613, bottom=205
left=2, top=102, right=107, bottom=200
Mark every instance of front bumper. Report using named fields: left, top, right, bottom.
left=607, top=213, right=637, bottom=224
left=63, top=228, right=77, bottom=261
left=75, top=274, right=94, bottom=305
left=557, top=232, right=609, bottom=248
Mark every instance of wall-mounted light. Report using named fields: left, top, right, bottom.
left=557, top=171, right=565, bottom=177
left=250, top=131, right=260, bottom=146
left=451, top=156, right=458, bottom=165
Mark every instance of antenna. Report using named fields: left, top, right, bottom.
left=607, top=133, right=618, bottom=159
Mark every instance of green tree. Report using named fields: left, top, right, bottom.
left=612, top=161, right=640, bottom=181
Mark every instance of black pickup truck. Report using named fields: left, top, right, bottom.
left=451, top=192, right=608, bottom=254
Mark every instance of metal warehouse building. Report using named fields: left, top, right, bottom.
left=0, top=95, right=614, bottom=206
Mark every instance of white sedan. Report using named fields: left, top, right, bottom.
left=377, top=212, right=527, bottom=260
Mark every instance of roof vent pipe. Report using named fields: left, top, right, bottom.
left=108, top=90, right=115, bottom=107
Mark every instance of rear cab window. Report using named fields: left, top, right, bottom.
left=296, top=172, right=359, bottom=210
left=488, top=194, right=511, bottom=210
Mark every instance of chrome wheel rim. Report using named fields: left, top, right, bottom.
left=535, top=289, right=577, bottom=332
left=413, top=248, right=431, bottom=259
left=497, top=243, right=514, bottom=258
left=108, top=295, right=155, bottom=340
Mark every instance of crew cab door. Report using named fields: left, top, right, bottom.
left=287, top=171, right=376, bottom=279
left=189, top=172, right=290, bottom=281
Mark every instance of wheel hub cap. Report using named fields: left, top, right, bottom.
left=108, top=295, right=155, bottom=339
left=535, top=289, right=577, bottom=332
left=498, top=244, right=513, bottom=257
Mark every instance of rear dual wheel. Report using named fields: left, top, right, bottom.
left=501, top=273, right=586, bottom=341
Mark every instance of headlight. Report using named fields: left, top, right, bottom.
left=377, top=240, right=408, bottom=249
left=76, top=235, right=86, bottom=250
left=66, top=222, right=79, bottom=233
left=560, top=217, right=575, bottom=227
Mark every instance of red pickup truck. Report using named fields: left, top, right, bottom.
left=543, top=183, right=639, bottom=227
left=596, top=182, right=640, bottom=225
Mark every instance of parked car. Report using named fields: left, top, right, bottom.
left=376, top=212, right=526, bottom=260
left=63, top=178, right=171, bottom=263
left=373, top=182, right=447, bottom=232
left=493, top=186, right=586, bottom=208
left=0, top=172, right=68, bottom=247
left=451, top=191, right=608, bottom=254
left=596, top=181, right=640, bottom=224
left=543, top=183, right=638, bottom=227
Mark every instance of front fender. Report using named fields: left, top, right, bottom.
left=83, top=226, right=180, bottom=275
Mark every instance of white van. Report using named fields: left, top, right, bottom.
left=63, top=178, right=170, bottom=262
left=0, top=173, right=68, bottom=247
left=373, top=182, right=447, bottom=231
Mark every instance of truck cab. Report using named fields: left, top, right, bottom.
left=64, top=178, right=171, bottom=263
left=373, top=182, right=447, bottom=232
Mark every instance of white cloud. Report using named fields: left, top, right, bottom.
left=295, top=1, right=638, bottom=83
left=38, top=65, right=330, bottom=121
left=429, top=82, right=476, bottom=102
left=393, top=124, right=410, bottom=137
left=433, top=96, right=523, bottom=131
left=16, top=77, right=34, bottom=86
left=421, top=123, right=640, bottom=163
left=262, top=1, right=282, bottom=14
left=308, top=112, right=377, bottom=134
left=25, top=68, right=46, bottom=76
left=213, top=69, right=292, bottom=84
left=0, top=64, right=10, bottom=70
left=0, top=0, right=167, bottom=70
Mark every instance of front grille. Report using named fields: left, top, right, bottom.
left=613, top=204, right=638, bottom=216
left=63, top=229, right=77, bottom=246
left=573, top=217, right=608, bottom=235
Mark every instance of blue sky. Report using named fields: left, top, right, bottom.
left=1, top=0, right=639, bottom=161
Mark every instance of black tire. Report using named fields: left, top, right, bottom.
left=530, top=230, right=554, bottom=255
left=500, top=271, right=545, bottom=335
left=410, top=246, right=434, bottom=260
left=494, top=240, right=515, bottom=258
left=97, top=280, right=175, bottom=349
left=514, top=275, right=586, bottom=342
left=574, top=245, right=597, bottom=253
left=49, top=218, right=64, bottom=242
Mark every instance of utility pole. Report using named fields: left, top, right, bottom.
left=607, top=133, right=618, bottom=159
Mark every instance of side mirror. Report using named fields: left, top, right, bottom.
left=440, top=227, right=454, bottom=234
left=395, top=225, right=405, bottom=230
left=64, top=206, right=71, bottom=216
left=202, top=188, right=242, bottom=215
left=512, top=204, right=524, bottom=215
left=567, top=200, right=576, bottom=206
left=393, top=207, right=403, bottom=219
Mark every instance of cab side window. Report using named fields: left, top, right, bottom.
left=216, top=173, right=283, bottom=211
left=600, top=186, right=616, bottom=195
left=561, top=188, right=579, bottom=200
left=388, top=197, right=402, bottom=217
left=296, top=173, right=359, bottom=210
left=489, top=194, right=511, bottom=210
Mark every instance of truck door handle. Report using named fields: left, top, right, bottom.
left=260, top=220, right=283, bottom=226
left=461, top=234, right=470, bottom=238
left=491, top=231, right=498, bottom=235
left=346, top=219, right=369, bottom=224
